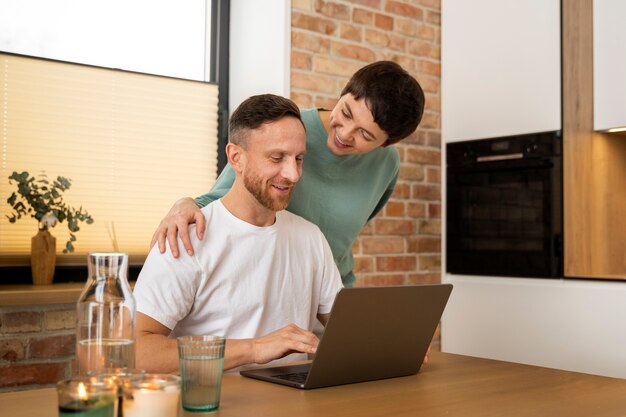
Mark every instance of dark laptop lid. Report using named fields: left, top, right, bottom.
left=241, top=284, right=453, bottom=389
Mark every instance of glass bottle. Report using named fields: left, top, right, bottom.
left=76, top=252, right=136, bottom=374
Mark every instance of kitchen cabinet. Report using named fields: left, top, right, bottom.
left=441, top=0, right=626, bottom=278
left=442, top=0, right=626, bottom=386
left=441, top=0, right=561, bottom=143
left=563, top=0, right=626, bottom=278
left=593, top=0, right=626, bottom=131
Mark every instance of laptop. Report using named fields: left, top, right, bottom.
left=240, top=284, right=453, bottom=389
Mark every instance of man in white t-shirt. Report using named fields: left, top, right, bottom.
left=134, top=94, right=343, bottom=373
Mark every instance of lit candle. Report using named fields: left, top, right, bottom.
left=57, top=378, right=117, bottom=417
left=122, top=374, right=180, bottom=417
left=87, top=368, right=146, bottom=417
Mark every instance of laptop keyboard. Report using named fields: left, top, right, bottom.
left=273, top=371, right=309, bottom=384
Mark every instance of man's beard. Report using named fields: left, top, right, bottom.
left=243, top=171, right=293, bottom=211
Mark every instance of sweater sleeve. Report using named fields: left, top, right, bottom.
left=194, top=163, right=236, bottom=207
left=367, top=159, right=400, bottom=222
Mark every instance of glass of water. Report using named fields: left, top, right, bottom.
left=177, top=335, right=225, bottom=412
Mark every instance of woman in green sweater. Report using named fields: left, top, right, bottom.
left=151, top=61, right=425, bottom=287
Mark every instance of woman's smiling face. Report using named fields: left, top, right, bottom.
left=326, top=94, right=389, bottom=156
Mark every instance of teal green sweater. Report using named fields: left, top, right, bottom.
left=196, top=108, right=400, bottom=287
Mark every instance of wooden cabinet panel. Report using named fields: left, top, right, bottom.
left=562, top=0, right=626, bottom=279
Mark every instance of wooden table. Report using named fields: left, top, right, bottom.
left=3, top=351, right=626, bottom=417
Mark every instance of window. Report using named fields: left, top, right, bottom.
left=0, top=1, right=230, bottom=276
left=0, top=53, right=218, bottom=267
left=0, top=0, right=210, bottom=81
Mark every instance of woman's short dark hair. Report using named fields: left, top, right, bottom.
left=229, top=94, right=304, bottom=147
left=341, top=61, right=425, bottom=145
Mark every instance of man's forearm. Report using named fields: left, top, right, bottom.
left=224, top=339, right=255, bottom=370
left=135, top=333, right=179, bottom=373
left=137, top=334, right=253, bottom=372
left=135, top=323, right=317, bottom=372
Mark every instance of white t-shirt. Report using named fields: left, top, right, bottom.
left=134, top=199, right=343, bottom=344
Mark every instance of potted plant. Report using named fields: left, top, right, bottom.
left=6, top=171, right=94, bottom=285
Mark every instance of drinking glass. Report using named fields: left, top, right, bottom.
left=177, top=335, right=225, bottom=412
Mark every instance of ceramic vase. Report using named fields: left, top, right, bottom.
left=31, top=229, right=56, bottom=285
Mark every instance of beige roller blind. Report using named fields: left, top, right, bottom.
left=0, top=53, right=218, bottom=266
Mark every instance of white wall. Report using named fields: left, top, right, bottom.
left=229, top=0, right=291, bottom=113
left=442, top=275, right=626, bottom=379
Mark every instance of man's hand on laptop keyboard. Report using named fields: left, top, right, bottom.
left=251, top=324, right=319, bottom=365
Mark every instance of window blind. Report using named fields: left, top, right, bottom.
left=0, top=53, right=218, bottom=266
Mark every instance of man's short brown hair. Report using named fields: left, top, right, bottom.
left=229, top=94, right=304, bottom=147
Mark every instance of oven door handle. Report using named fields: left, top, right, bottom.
left=448, top=157, right=556, bottom=173
left=476, top=153, right=524, bottom=162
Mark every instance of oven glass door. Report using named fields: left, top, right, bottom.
left=446, top=157, right=562, bottom=278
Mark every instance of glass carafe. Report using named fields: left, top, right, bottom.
left=76, top=252, right=136, bottom=374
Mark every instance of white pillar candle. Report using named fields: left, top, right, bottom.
left=122, top=374, right=180, bottom=417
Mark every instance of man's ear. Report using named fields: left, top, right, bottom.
left=226, top=143, right=245, bottom=173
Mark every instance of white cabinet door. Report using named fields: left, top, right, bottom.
left=593, top=0, right=626, bottom=132
left=442, top=0, right=561, bottom=143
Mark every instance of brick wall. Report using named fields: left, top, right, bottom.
left=0, top=305, right=76, bottom=392
left=290, top=0, right=442, bottom=287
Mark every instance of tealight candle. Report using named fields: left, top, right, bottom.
left=122, top=374, right=181, bottom=417
left=57, top=377, right=117, bottom=417
left=88, top=368, right=146, bottom=417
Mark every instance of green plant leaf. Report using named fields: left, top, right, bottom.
left=7, top=169, right=94, bottom=252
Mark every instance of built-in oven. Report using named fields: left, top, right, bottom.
left=446, top=131, right=563, bottom=278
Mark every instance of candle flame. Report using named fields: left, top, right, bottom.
left=77, top=382, right=88, bottom=400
